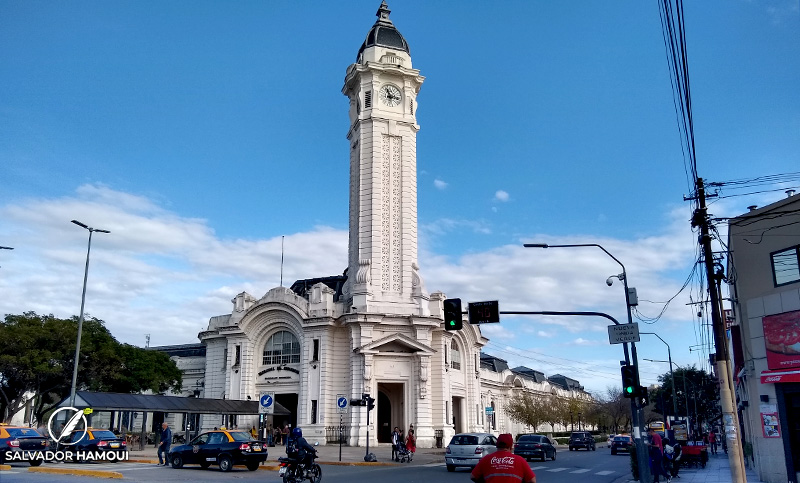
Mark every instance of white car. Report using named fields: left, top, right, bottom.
left=445, top=433, right=497, bottom=472
left=607, top=434, right=616, bottom=447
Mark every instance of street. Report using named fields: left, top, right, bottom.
left=0, top=449, right=631, bottom=483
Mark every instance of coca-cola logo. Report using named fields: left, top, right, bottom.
left=765, top=376, right=781, bottom=382
left=490, top=456, right=515, bottom=466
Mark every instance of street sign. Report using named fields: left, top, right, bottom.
left=336, top=394, right=349, bottom=413
left=259, top=392, right=274, bottom=414
left=608, top=323, right=640, bottom=344
left=468, top=301, right=500, bottom=324
left=485, top=406, right=494, bottom=415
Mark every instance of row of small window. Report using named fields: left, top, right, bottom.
left=227, top=331, right=319, bottom=367
left=772, top=245, right=800, bottom=286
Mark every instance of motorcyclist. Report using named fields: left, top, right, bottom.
left=287, top=427, right=317, bottom=470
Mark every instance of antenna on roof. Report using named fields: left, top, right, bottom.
left=145, top=334, right=150, bottom=348
left=280, top=235, right=285, bottom=287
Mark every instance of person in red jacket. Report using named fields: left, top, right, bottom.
left=471, top=433, right=536, bottom=483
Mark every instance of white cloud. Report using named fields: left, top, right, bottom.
left=434, top=179, right=448, bottom=190
left=494, top=190, right=509, bottom=202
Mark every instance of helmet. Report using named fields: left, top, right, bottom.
left=292, top=427, right=302, bottom=438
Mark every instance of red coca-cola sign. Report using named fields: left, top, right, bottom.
left=490, top=456, right=516, bottom=466
left=763, top=310, right=800, bottom=371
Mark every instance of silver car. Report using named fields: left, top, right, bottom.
left=445, top=432, right=498, bottom=472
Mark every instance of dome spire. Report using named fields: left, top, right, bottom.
left=376, top=1, right=391, bottom=23
left=357, top=1, right=410, bottom=61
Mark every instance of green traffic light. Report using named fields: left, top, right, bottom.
left=449, top=320, right=455, bottom=326
left=625, top=386, right=634, bottom=394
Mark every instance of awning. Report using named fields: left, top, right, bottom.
left=63, top=391, right=291, bottom=416
left=760, top=369, right=800, bottom=384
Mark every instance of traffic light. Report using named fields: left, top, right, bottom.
left=350, top=398, right=363, bottom=406
left=637, top=386, right=649, bottom=406
left=443, top=298, right=463, bottom=331
left=621, top=364, right=638, bottom=398
left=366, top=396, right=375, bottom=411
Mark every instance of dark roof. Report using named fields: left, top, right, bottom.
left=150, top=343, right=206, bottom=358
left=512, top=366, right=547, bottom=383
left=480, top=352, right=509, bottom=373
left=357, top=2, right=410, bottom=61
left=548, top=374, right=584, bottom=392
left=66, top=391, right=290, bottom=416
left=290, top=274, right=347, bottom=302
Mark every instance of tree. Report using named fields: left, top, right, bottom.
left=649, top=366, right=719, bottom=430
left=541, top=395, right=564, bottom=432
left=0, top=312, right=182, bottom=423
left=601, top=386, right=631, bottom=433
left=506, top=392, right=546, bottom=432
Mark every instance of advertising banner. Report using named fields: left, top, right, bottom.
left=761, top=412, right=781, bottom=438
left=763, top=309, right=800, bottom=371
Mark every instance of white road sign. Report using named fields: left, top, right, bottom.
left=608, top=323, right=640, bottom=344
left=259, top=392, right=274, bottom=414
left=336, top=394, right=349, bottom=413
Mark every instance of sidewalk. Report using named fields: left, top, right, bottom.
left=657, top=452, right=765, bottom=483
left=128, top=442, right=446, bottom=467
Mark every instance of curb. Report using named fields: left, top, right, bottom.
left=28, top=466, right=123, bottom=479
left=0, top=464, right=12, bottom=471
left=319, top=460, right=399, bottom=467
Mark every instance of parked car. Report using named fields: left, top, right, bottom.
left=169, top=429, right=267, bottom=472
left=445, top=433, right=497, bottom=472
left=63, top=428, right=128, bottom=460
left=513, top=434, right=556, bottom=461
left=0, top=424, right=49, bottom=466
left=610, top=435, right=633, bottom=455
left=568, top=431, right=596, bottom=451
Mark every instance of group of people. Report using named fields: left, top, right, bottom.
left=390, top=425, right=416, bottom=461
left=647, top=427, right=683, bottom=482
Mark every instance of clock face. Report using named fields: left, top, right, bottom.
left=379, top=85, right=402, bottom=107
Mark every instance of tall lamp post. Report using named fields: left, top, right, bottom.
left=640, top=332, right=678, bottom=421
left=69, top=220, right=110, bottom=407
left=524, top=242, right=650, bottom=483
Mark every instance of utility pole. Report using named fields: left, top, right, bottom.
left=692, top=178, right=746, bottom=483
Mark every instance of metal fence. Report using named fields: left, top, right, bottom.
left=325, top=425, right=350, bottom=445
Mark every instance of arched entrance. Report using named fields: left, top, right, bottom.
left=377, top=382, right=404, bottom=443
left=378, top=391, right=392, bottom=443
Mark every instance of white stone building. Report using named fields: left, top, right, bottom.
left=158, top=2, right=591, bottom=448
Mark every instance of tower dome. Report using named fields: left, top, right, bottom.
left=357, top=1, right=410, bottom=61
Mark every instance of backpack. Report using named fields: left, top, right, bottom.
left=287, top=437, right=300, bottom=458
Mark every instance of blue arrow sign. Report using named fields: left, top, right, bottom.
left=337, top=397, right=348, bottom=408
left=260, top=395, right=273, bottom=408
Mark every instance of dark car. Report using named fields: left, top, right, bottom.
left=169, top=429, right=267, bottom=472
left=65, top=428, right=128, bottom=461
left=610, top=435, right=633, bottom=455
left=513, top=434, right=556, bottom=462
left=568, top=431, right=596, bottom=451
left=0, top=425, right=49, bottom=466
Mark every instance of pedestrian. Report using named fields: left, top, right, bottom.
left=283, top=425, right=290, bottom=446
left=158, top=422, right=172, bottom=467
left=391, top=426, right=400, bottom=461
left=406, top=429, right=416, bottom=454
left=708, top=430, right=717, bottom=454
left=647, top=427, right=671, bottom=483
left=471, top=433, right=536, bottom=483
left=669, top=441, right=682, bottom=479
left=250, top=425, right=258, bottom=439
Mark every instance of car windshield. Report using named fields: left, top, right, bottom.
left=518, top=435, right=542, bottom=443
left=228, top=431, right=253, bottom=442
left=6, top=428, right=44, bottom=438
left=92, top=431, right=118, bottom=439
left=450, top=435, right=479, bottom=445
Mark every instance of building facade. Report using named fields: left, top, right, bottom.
left=159, top=2, right=591, bottom=448
left=727, top=191, right=800, bottom=483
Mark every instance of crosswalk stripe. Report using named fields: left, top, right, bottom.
left=570, top=469, right=591, bottom=473
left=546, top=467, right=568, bottom=472
left=530, top=466, right=547, bottom=470
left=596, top=470, right=615, bottom=475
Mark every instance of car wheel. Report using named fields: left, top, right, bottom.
left=569, top=446, right=574, bottom=451
left=611, top=449, right=617, bottom=455
left=246, top=461, right=260, bottom=471
left=592, top=444, right=596, bottom=451
left=218, top=455, right=233, bottom=472
left=170, top=454, right=183, bottom=469
left=541, top=454, right=547, bottom=462
left=29, top=460, right=43, bottom=467
left=551, top=450, right=556, bottom=461
left=200, top=461, right=211, bottom=469
left=447, top=464, right=455, bottom=472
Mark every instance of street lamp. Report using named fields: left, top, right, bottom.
left=524, top=242, right=650, bottom=483
left=69, top=220, right=110, bottom=407
left=640, top=332, right=678, bottom=421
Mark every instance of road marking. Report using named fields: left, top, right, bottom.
left=530, top=466, right=547, bottom=470
left=546, top=467, right=568, bottom=472
left=570, top=469, right=591, bottom=473
left=596, top=470, right=615, bottom=475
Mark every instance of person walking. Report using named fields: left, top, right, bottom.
left=406, top=429, right=416, bottom=454
left=391, top=427, right=401, bottom=461
left=250, top=425, right=258, bottom=439
left=158, top=422, right=172, bottom=466
left=647, top=427, right=671, bottom=483
left=471, top=433, right=536, bottom=483
left=708, top=430, right=717, bottom=454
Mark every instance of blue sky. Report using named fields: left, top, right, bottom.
left=1, top=1, right=798, bottom=395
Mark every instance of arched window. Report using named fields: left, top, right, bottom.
left=450, top=340, right=461, bottom=370
left=262, top=330, right=300, bottom=365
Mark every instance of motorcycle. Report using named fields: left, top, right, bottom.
left=278, top=442, right=321, bottom=483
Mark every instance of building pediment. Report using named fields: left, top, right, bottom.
left=357, top=333, right=435, bottom=355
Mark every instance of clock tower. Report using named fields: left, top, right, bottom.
left=343, top=1, right=428, bottom=316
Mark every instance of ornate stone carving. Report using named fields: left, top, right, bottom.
left=356, top=258, right=372, bottom=284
